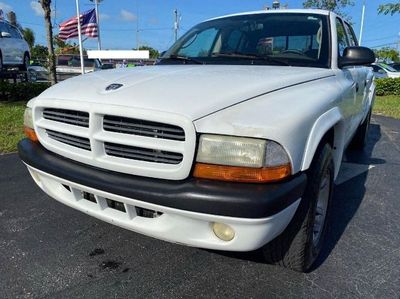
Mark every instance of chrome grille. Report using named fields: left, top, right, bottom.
left=46, top=129, right=91, bottom=151
left=105, top=142, right=183, bottom=165
left=43, top=108, right=89, bottom=127
left=103, top=115, right=185, bottom=141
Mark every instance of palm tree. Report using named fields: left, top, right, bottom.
left=378, top=2, right=400, bottom=15
left=40, top=0, right=57, bottom=85
left=22, top=28, right=35, bottom=50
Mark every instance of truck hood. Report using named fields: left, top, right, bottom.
left=39, top=65, right=334, bottom=120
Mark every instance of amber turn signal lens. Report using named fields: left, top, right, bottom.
left=24, top=126, right=39, bottom=142
left=193, top=163, right=291, bottom=183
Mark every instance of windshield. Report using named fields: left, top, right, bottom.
left=159, top=13, right=330, bottom=68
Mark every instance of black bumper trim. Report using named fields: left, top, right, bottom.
left=18, top=139, right=307, bottom=218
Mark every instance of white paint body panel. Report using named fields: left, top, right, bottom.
left=27, top=165, right=300, bottom=251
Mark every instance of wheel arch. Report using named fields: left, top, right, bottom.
left=301, top=107, right=346, bottom=179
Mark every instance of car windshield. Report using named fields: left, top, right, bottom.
left=159, top=13, right=330, bottom=68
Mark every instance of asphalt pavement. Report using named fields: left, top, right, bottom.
left=0, top=115, right=399, bottom=298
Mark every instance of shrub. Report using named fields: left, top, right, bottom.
left=375, top=78, right=400, bottom=96
left=0, top=81, right=50, bottom=102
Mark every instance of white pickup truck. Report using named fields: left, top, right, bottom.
left=19, top=9, right=375, bottom=272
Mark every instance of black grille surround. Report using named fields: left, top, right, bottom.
left=43, top=108, right=89, bottom=128
left=103, top=115, right=185, bottom=141
left=46, top=129, right=91, bottom=151
left=104, top=142, right=183, bottom=165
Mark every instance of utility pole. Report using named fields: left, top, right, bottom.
left=359, top=0, right=366, bottom=45
left=136, top=0, right=140, bottom=49
left=75, top=0, right=85, bottom=74
left=174, top=9, right=179, bottom=42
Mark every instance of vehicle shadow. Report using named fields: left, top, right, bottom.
left=206, top=123, right=384, bottom=270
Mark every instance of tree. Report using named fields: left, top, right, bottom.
left=135, top=46, right=160, bottom=59
left=31, top=45, right=49, bottom=61
left=378, top=2, right=400, bottom=15
left=22, top=28, right=35, bottom=50
left=374, top=47, right=400, bottom=62
left=53, top=35, right=82, bottom=55
left=303, top=0, right=354, bottom=19
left=40, top=0, right=57, bottom=85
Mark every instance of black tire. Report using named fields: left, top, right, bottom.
left=20, top=53, right=30, bottom=71
left=350, top=109, right=371, bottom=150
left=261, top=143, right=334, bottom=272
left=0, top=52, right=3, bottom=73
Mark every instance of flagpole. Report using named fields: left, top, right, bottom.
left=75, top=0, right=85, bottom=74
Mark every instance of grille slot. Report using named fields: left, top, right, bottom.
left=46, top=129, right=91, bottom=151
left=103, top=115, right=185, bottom=141
left=105, top=142, right=183, bottom=165
left=43, top=108, right=89, bottom=127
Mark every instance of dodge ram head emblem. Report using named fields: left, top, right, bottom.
left=105, top=83, right=123, bottom=91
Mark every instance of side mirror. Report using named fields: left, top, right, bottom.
left=339, top=46, right=375, bottom=68
left=1, top=31, right=11, bottom=38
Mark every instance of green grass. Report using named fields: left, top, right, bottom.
left=374, top=95, right=400, bottom=120
left=0, top=101, right=26, bottom=154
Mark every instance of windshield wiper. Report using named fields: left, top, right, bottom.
left=162, top=55, right=204, bottom=65
left=212, top=52, right=290, bottom=66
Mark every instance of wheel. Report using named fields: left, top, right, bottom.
left=350, top=109, right=371, bottom=150
left=261, top=143, right=334, bottom=272
left=20, top=53, right=30, bottom=71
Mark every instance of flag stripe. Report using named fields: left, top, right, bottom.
left=58, top=9, right=98, bottom=41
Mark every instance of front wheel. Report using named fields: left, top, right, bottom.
left=20, top=53, right=30, bottom=71
left=261, top=143, right=334, bottom=272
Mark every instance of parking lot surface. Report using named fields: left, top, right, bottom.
left=1, top=115, right=399, bottom=298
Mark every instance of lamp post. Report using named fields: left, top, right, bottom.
left=359, top=0, right=366, bottom=45
left=89, top=0, right=102, bottom=50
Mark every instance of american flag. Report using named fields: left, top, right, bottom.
left=59, top=9, right=98, bottom=41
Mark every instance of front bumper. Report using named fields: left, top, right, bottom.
left=19, top=139, right=307, bottom=251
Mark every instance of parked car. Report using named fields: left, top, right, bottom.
left=19, top=9, right=375, bottom=272
left=371, top=63, right=400, bottom=78
left=28, top=63, right=49, bottom=82
left=389, top=62, right=400, bottom=72
left=56, top=55, right=102, bottom=73
left=0, top=19, right=30, bottom=71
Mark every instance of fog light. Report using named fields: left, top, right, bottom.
left=212, top=222, right=235, bottom=241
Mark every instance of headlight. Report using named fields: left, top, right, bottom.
left=196, top=135, right=266, bottom=168
left=23, top=107, right=38, bottom=142
left=24, top=107, right=34, bottom=129
left=194, top=134, right=291, bottom=183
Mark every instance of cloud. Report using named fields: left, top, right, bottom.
left=0, top=1, right=12, bottom=12
left=30, top=1, right=44, bottom=16
left=120, top=9, right=137, bottom=22
left=99, top=13, right=110, bottom=21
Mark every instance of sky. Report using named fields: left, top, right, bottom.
left=1, top=0, right=399, bottom=52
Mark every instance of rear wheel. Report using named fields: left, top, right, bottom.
left=261, top=143, right=334, bottom=272
left=20, top=53, right=30, bottom=71
left=0, top=54, right=3, bottom=72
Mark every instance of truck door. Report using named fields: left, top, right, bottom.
left=344, top=21, right=369, bottom=124
left=336, top=18, right=359, bottom=143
